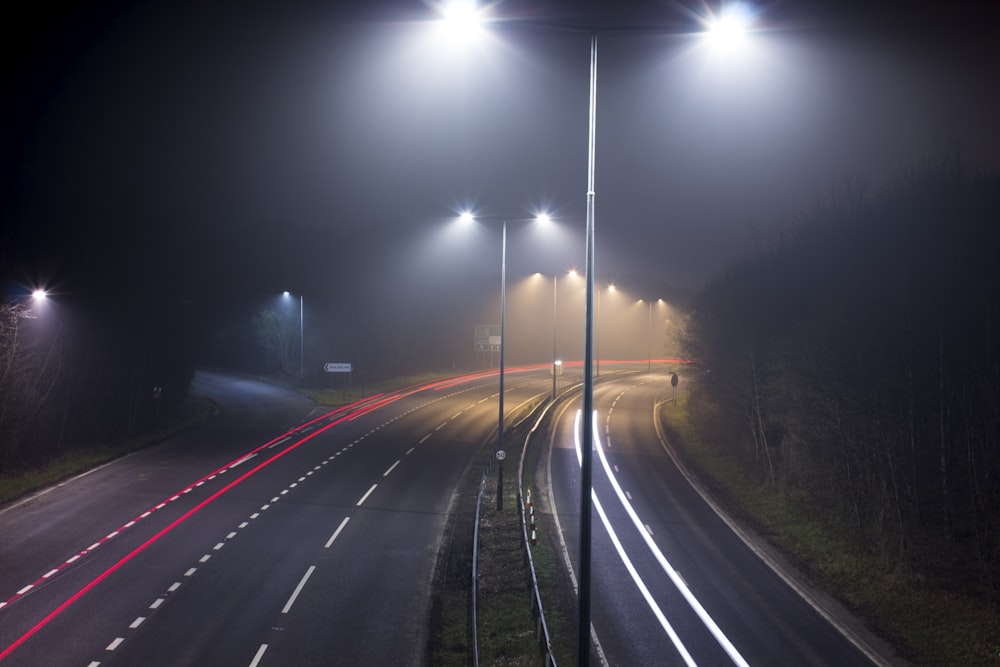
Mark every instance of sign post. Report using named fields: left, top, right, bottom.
left=325, top=363, right=353, bottom=400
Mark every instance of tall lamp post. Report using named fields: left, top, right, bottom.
left=438, top=4, right=755, bottom=662
left=460, top=211, right=550, bottom=511
left=282, top=291, right=304, bottom=380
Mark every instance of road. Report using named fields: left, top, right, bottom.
left=0, top=369, right=554, bottom=666
left=545, top=368, right=896, bottom=666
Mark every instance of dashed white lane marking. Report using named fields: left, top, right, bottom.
left=168, top=582, right=181, bottom=592
left=383, top=460, right=400, bottom=477
left=406, top=446, right=416, bottom=455
left=43, top=569, right=59, bottom=579
left=106, top=637, right=124, bottom=651
left=356, top=484, right=378, bottom=507
left=129, top=616, right=145, bottom=629
left=199, top=555, right=211, bottom=563
left=325, top=517, right=350, bottom=548
left=281, top=565, right=316, bottom=614
left=16, top=585, right=32, bottom=595
left=434, top=422, right=447, bottom=431
left=88, top=661, right=101, bottom=666
left=150, top=598, right=164, bottom=609
left=184, top=568, right=197, bottom=577
left=249, top=644, right=269, bottom=667
left=419, top=433, right=431, bottom=444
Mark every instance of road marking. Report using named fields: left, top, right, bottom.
left=129, top=616, right=145, bottom=629
left=383, top=461, right=400, bottom=477
left=625, top=491, right=633, bottom=500
left=230, top=453, right=257, bottom=468
left=419, top=433, right=431, bottom=444
left=17, top=585, right=32, bottom=595
left=239, top=522, right=249, bottom=529
left=213, top=542, right=224, bottom=551
left=184, top=568, right=197, bottom=577
left=88, top=661, right=100, bottom=666
left=645, top=524, right=654, bottom=535
left=106, top=638, right=124, bottom=651
left=281, top=565, right=316, bottom=614
left=168, top=582, right=181, bottom=592
left=124, top=520, right=136, bottom=528
left=325, top=517, right=351, bottom=548
left=250, top=513, right=260, bottom=519
left=150, top=598, right=164, bottom=609
left=435, top=422, right=447, bottom=431
left=356, top=484, right=378, bottom=507
left=249, top=644, right=269, bottom=667
left=43, top=569, right=59, bottom=579
left=199, top=555, right=211, bottom=563
left=406, top=447, right=416, bottom=455
left=66, top=555, right=81, bottom=564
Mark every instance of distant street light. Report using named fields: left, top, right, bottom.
left=282, top=291, right=304, bottom=380
left=460, top=211, right=550, bottom=512
left=31, top=289, right=48, bottom=302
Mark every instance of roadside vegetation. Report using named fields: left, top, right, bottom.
left=678, top=154, right=1000, bottom=665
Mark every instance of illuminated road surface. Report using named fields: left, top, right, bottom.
left=545, top=368, right=892, bottom=666
left=0, top=369, right=553, bottom=666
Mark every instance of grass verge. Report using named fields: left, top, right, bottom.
left=0, top=396, right=214, bottom=507
left=659, top=395, right=1000, bottom=666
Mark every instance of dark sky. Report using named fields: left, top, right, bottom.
left=3, top=0, right=998, bottom=366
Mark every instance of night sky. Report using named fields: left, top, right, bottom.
left=3, top=0, right=998, bottom=369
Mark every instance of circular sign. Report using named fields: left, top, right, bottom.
left=496, top=450, right=507, bottom=461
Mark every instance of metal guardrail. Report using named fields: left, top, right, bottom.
left=518, top=404, right=559, bottom=666
left=471, top=467, right=488, bottom=667
left=472, top=392, right=558, bottom=666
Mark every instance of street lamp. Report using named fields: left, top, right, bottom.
left=282, top=291, right=304, bottom=380
left=460, top=210, right=550, bottom=511
left=439, top=5, right=755, bottom=661
left=641, top=298, right=665, bottom=369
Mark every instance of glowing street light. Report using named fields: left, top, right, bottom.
left=437, top=4, right=758, bottom=660
left=460, top=210, right=551, bottom=511
left=31, top=289, right=48, bottom=302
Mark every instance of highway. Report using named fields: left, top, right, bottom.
left=0, top=369, right=553, bottom=666
left=545, top=368, right=891, bottom=666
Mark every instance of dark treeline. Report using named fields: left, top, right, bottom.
left=0, top=289, right=197, bottom=473
left=684, top=156, right=1000, bottom=588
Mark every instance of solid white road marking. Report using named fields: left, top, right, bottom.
left=281, top=566, right=316, bottom=614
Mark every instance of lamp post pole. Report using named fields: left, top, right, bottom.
left=579, top=29, right=597, bottom=667
left=552, top=273, right=558, bottom=400
left=648, top=299, right=653, bottom=370
left=298, top=294, right=304, bottom=380
left=497, top=220, right=507, bottom=512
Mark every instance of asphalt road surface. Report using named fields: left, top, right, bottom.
left=545, top=368, right=898, bottom=666
left=0, top=369, right=554, bottom=666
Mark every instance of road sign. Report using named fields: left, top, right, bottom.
left=474, top=324, right=501, bottom=352
left=495, top=450, right=506, bottom=461
left=324, top=362, right=353, bottom=373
